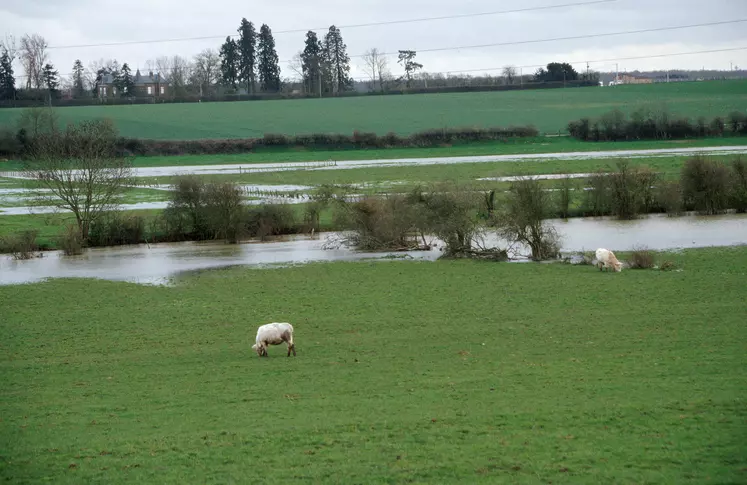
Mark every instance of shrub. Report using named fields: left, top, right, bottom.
left=709, top=117, right=725, bottom=136
left=607, top=161, right=658, bottom=219
left=335, top=195, right=422, bottom=251
left=496, top=178, right=562, bottom=261
left=727, top=111, right=747, bottom=134
left=163, top=175, right=211, bottom=239
left=628, top=246, right=655, bottom=269
left=568, top=108, right=745, bottom=142
left=655, top=180, right=684, bottom=216
left=203, top=182, right=247, bottom=243
left=0, top=230, right=39, bottom=259
left=556, top=176, right=574, bottom=218
left=246, top=203, right=297, bottom=240
left=419, top=184, right=488, bottom=257
left=567, top=118, right=590, bottom=140
left=583, top=170, right=612, bottom=216
left=659, top=260, right=677, bottom=271
left=730, top=157, right=747, bottom=213
left=88, top=212, right=145, bottom=247
left=0, top=129, right=23, bottom=157
left=680, top=156, right=730, bottom=214
left=59, top=224, right=84, bottom=255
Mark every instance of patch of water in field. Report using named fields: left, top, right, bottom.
left=2, top=145, right=744, bottom=180
left=0, top=235, right=441, bottom=285
left=2, top=213, right=746, bottom=286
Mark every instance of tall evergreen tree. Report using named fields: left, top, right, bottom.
left=237, top=19, right=257, bottom=93
left=300, top=31, right=322, bottom=95
left=0, top=48, right=16, bottom=101
left=219, top=36, right=239, bottom=88
left=323, top=26, right=351, bottom=93
left=117, top=63, right=135, bottom=96
left=257, top=24, right=280, bottom=93
left=72, top=59, right=85, bottom=97
left=43, top=63, right=59, bottom=91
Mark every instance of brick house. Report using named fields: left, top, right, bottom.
left=98, top=70, right=169, bottom=97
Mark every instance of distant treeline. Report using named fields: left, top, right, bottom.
left=0, top=79, right=601, bottom=109
left=569, top=109, right=747, bottom=141
left=1, top=120, right=539, bottom=158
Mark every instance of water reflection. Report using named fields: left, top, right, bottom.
left=1, top=213, right=746, bottom=286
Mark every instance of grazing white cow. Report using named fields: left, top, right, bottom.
left=595, top=248, right=623, bottom=272
left=252, top=322, right=296, bottom=357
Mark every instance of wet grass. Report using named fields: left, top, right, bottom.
left=1, top=246, right=746, bottom=483
left=4, top=136, right=745, bottom=172
left=122, top=136, right=747, bottom=168
left=149, top=154, right=736, bottom=189
left=0, top=80, right=745, bottom=139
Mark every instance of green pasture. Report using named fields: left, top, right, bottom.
left=0, top=80, right=744, bottom=140
left=1, top=247, right=745, bottom=483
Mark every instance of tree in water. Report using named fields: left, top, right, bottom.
left=22, top=118, right=134, bottom=242
left=257, top=24, right=280, bottom=92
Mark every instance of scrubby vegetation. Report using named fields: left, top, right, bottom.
left=568, top=108, right=747, bottom=142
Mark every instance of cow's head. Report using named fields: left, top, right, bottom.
left=613, top=261, right=623, bottom=272
left=251, top=343, right=265, bottom=357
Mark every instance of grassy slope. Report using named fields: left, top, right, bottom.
left=1, top=247, right=745, bottom=484
left=0, top=80, right=745, bottom=140
left=3, top=137, right=747, bottom=172
left=148, top=154, right=737, bottom=187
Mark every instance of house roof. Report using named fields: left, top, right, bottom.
left=100, top=70, right=169, bottom=85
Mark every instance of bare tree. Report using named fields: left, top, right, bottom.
left=168, top=55, right=190, bottom=96
left=287, top=53, right=304, bottom=82
left=86, top=58, right=119, bottom=93
left=502, top=66, right=517, bottom=85
left=192, top=49, right=220, bottom=96
left=23, top=119, right=134, bottom=241
left=155, top=56, right=171, bottom=77
left=19, top=34, right=48, bottom=89
left=361, top=48, right=388, bottom=92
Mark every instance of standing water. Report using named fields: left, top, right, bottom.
left=1, top=214, right=746, bottom=286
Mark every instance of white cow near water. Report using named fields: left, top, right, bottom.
left=595, top=248, right=623, bottom=272
left=252, top=322, right=296, bottom=357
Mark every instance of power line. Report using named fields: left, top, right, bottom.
left=46, top=0, right=617, bottom=50
left=357, top=19, right=747, bottom=59
left=14, top=46, right=747, bottom=81
left=348, top=46, right=747, bottom=80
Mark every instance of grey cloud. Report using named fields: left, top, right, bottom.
left=2, top=0, right=746, bottom=78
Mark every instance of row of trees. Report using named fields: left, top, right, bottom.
left=1, top=26, right=601, bottom=103
left=1, top=35, right=61, bottom=102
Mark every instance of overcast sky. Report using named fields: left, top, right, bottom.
left=1, top=0, right=746, bottom=83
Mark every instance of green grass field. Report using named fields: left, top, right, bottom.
left=1, top=80, right=745, bottom=140
left=1, top=247, right=746, bottom=483
left=142, top=154, right=738, bottom=189
left=3, top=136, right=746, bottom=172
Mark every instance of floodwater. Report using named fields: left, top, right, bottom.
left=3, top=145, right=744, bottom=180
left=2, top=213, right=746, bottom=286
left=0, top=235, right=441, bottom=286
